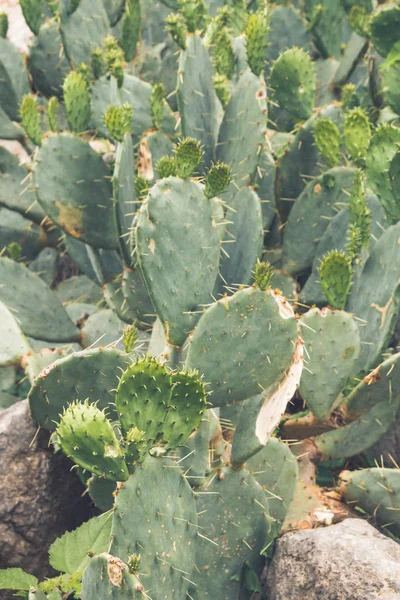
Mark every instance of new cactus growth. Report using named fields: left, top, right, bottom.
left=313, top=118, right=341, bottom=168
left=246, top=8, right=269, bottom=77
left=47, top=97, right=58, bottom=132
left=166, top=13, right=187, bottom=49
left=57, top=400, right=129, bottom=482
left=253, top=259, right=274, bottom=291
left=344, top=108, right=371, bottom=164
left=20, top=95, right=41, bottom=146
left=121, top=0, right=141, bottom=62
left=63, top=71, right=91, bottom=133
left=174, top=137, right=203, bottom=178
left=150, top=83, right=165, bottom=130
left=0, top=13, right=8, bottom=38
left=103, top=103, right=133, bottom=142
left=204, top=161, right=232, bottom=199
left=319, top=250, right=352, bottom=310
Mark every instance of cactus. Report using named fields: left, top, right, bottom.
left=0, top=13, right=8, bottom=38
left=81, top=554, right=145, bottom=599
left=57, top=401, right=129, bottom=482
left=344, top=107, right=371, bottom=164
left=313, top=118, right=341, bottom=168
left=63, top=71, right=91, bottom=133
left=340, top=468, right=400, bottom=536
left=20, top=0, right=44, bottom=35
left=103, top=103, right=133, bottom=142
left=121, top=0, right=141, bottom=62
left=319, top=250, right=352, bottom=310
left=20, top=95, right=42, bottom=146
left=246, top=7, right=269, bottom=77
left=270, top=47, right=316, bottom=121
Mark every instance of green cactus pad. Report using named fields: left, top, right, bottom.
left=245, top=8, right=269, bottom=77
left=340, top=468, right=400, bottom=536
left=304, top=0, right=349, bottom=59
left=178, top=34, right=222, bottom=170
left=215, top=187, right=263, bottom=295
left=57, top=400, right=129, bottom=482
left=28, top=21, right=71, bottom=98
left=277, top=103, right=344, bottom=222
left=136, top=177, right=220, bottom=346
left=204, top=162, right=232, bottom=199
left=60, top=0, right=111, bottom=67
left=0, top=257, right=78, bottom=343
left=370, top=6, right=400, bottom=58
left=190, top=467, right=270, bottom=599
left=121, top=0, right=141, bottom=62
left=0, top=301, right=30, bottom=367
left=0, top=37, right=30, bottom=122
left=62, top=71, right=90, bottom=133
left=112, top=133, right=138, bottom=265
left=81, top=309, right=125, bottom=349
left=230, top=338, right=303, bottom=466
left=174, top=137, right=203, bottom=178
left=121, top=267, right=155, bottom=328
left=299, top=195, right=387, bottom=306
left=347, top=221, right=400, bottom=373
left=0, top=208, right=45, bottom=261
left=81, top=553, right=145, bottom=599
left=110, top=456, right=197, bottom=600
left=35, top=133, right=118, bottom=249
left=344, top=107, right=371, bottom=163
left=161, top=370, right=207, bottom=449
left=381, top=43, right=400, bottom=117
left=87, top=475, right=116, bottom=511
left=266, top=6, right=310, bottom=70
left=315, top=394, right=400, bottom=461
left=186, top=287, right=299, bottom=406
left=115, top=356, right=172, bottom=442
left=216, top=69, right=267, bottom=189
left=299, top=308, right=360, bottom=420
left=20, top=95, right=42, bottom=146
left=365, top=124, right=400, bottom=223
left=177, top=409, right=215, bottom=486
left=55, top=275, right=103, bottom=305
left=29, top=347, right=131, bottom=429
left=319, top=250, right=352, bottom=310
left=313, top=118, right=341, bottom=168
left=282, top=167, right=356, bottom=275
left=270, top=47, right=316, bottom=121
left=246, top=437, right=298, bottom=535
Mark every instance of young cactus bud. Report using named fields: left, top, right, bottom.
left=213, top=74, right=230, bottom=109
left=179, top=0, right=208, bottom=34
left=135, top=175, right=149, bottom=200
left=104, top=36, right=125, bottom=88
left=270, top=47, right=316, bottom=120
left=246, top=8, right=269, bottom=77
left=47, top=96, right=58, bottom=132
left=91, top=48, right=106, bottom=80
left=346, top=223, right=363, bottom=265
left=319, top=250, right=352, bottom=310
left=150, top=83, right=165, bottom=130
left=349, top=170, right=371, bottom=250
left=341, top=83, right=357, bottom=110
left=20, top=0, right=44, bottom=35
left=174, top=137, right=203, bottom=178
left=20, top=95, right=42, bottom=146
left=63, top=71, right=91, bottom=133
left=348, top=6, right=371, bottom=38
left=253, top=259, right=274, bottom=291
left=204, top=162, right=232, bottom=199
left=166, top=13, right=187, bottom=49
left=0, top=13, right=8, bottom=38
left=121, top=0, right=141, bottom=62
left=344, top=107, right=371, bottom=164
left=314, top=118, right=341, bottom=168
left=103, top=103, right=133, bottom=142
left=127, top=554, right=141, bottom=575
left=76, top=63, right=91, bottom=89
left=124, top=426, right=148, bottom=471
left=123, top=324, right=138, bottom=353
left=6, top=242, right=22, bottom=261
left=156, top=156, right=177, bottom=179
left=57, top=400, right=129, bottom=482
left=213, top=28, right=235, bottom=80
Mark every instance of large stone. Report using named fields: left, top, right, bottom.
left=265, top=518, right=400, bottom=600
left=0, top=400, right=94, bottom=589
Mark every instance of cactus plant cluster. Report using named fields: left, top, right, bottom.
left=2, top=0, right=400, bottom=597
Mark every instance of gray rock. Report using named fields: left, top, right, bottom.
left=265, top=518, right=400, bottom=600
left=0, top=400, right=93, bottom=588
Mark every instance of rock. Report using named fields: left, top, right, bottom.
left=265, top=518, right=400, bottom=600
left=0, top=400, right=94, bottom=586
